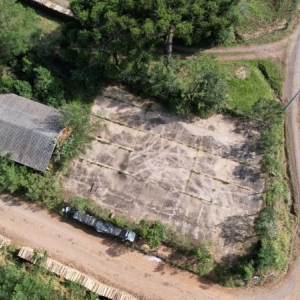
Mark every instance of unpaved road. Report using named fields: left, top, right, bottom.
left=0, top=195, right=236, bottom=300
left=0, top=194, right=300, bottom=300
left=175, top=38, right=289, bottom=62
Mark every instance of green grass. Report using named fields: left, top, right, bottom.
left=37, top=14, right=62, bottom=34
left=27, top=6, right=62, bottom=34
left=236, top=0, right=296, bottom=33
left=232, top=0, right=298, bottom=44
left=223, top=61, right=275, bottom=114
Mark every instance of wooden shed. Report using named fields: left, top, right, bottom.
left=0, top=94, right=63, bottom=172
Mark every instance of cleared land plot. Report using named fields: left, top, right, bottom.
left=65, top=86, right=264, bottom=258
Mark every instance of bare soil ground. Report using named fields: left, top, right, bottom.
left=64, top=86, right=264, bottom=260
left=1, top=194, right=300, bottom=300
left=175, top=38, right=289, bottom=64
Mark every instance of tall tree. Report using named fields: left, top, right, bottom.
left=69, top=0, right=239, bottom=67
left=0, top=0, right=39, bottom=63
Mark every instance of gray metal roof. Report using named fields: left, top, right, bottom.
left=0, top=94, right=63, bottom=172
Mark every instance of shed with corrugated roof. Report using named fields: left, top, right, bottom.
left=0, top=94, right=63, bottom=172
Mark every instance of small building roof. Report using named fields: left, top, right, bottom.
left=0, top=94, right=63, bottom=172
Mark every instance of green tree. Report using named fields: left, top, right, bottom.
left=125, top=54, right=227, bottom=117
left=0, top=69, right=15, bottom=93
left=178, top=56, right=228, bottom=117
left=0, top=0, right=39, bottom=63
left=33, top=66, right=65, bottom=107
left=13, top=80, right=33, bottom=98
left=69, top=0, right=239, bottom=68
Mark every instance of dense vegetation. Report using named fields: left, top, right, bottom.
left=122, top=54, right=227, bottom=117
left=69, top=0, right=239, bottom=61
left=0, top=245, right=99, bottom=300
left=0, top=0, right=295, bottom=288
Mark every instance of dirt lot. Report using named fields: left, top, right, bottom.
left=64, top=86, right=264, bottom=259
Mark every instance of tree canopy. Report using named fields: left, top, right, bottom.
left=0, top=0, right=39, bottom=64
left=122, top=54, right=228, bottom=117
left=69, top=0, right=239, bottom=67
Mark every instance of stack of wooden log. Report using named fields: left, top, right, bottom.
left=0, top=234, right=11, bottom=248
left=18, top=247, right=137, bottom=300
left=28, top=0, right=74, bottom=17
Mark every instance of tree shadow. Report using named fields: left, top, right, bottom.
left=102, top=238, right=131, bottom=257
left=0, top=194, right=49, bottom=214
left=220, top=215, right=256, bottom=246
left=207, top=242, right=259, bottom=284
left=154, top=262, right=166, bottom=274
left=0, top=194, right=23, bottom=207
left=233, top=165, right=261, bottom=183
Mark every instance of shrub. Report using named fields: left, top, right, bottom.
left=257, top=61, right=283, bottom=97
left=138, top=219, right=166, bottom=248
left=189, top=246, right=214, bottom=275
left=122, top=55, right=227, bottom=118
left=53, top=102, right=96, bottom=170
left=242, top=262, right=254, bottom=281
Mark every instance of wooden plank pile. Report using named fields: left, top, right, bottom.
left=29, top=0, right=74, bottom=17
left=0, top=234, right=11, bottom=248
left=18, top=247, right=137, bottom=300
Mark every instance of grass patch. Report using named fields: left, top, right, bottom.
left=222, top=0, right=299, bottom=44
left=223, top=61, right=275, bottom=114
left=36, top=11, right=62, bottom=34
left=254, top=114, right=294, bottom=278
left=22, top=4, right=63, bottom=34
left=256, top=60, right=284, bottom=97
left=236, top=0, right=297, bottom=35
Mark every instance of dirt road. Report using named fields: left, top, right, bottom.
left=284, top=18, right=300, bottom=212
left=174, top=38, right=289, bottom=62
left=0, top=194, right=300, bottom=300
left=0, top=195, right=236, bottom=300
